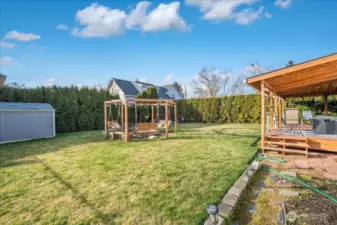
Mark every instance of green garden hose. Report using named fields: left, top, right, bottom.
left=256, top=153, right=337, bottom=205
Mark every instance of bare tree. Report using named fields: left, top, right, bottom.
left=192, top=67, right=246, bottom=98
left=244, top=63, right=266, bottom=76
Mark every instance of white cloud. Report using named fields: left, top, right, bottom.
left=275, top=0, right=292, bottom=9
left=164, top=74, right=174, bottom=84
left=264, top=12, right=272, bottom=19
left=73, top=2, right=189, bottom=37
left=56, top=24, right=69, bottom=30
left=45, top=78, right=56, bottom=86
left=4, top=30, right=40, bottom=42
left=126, top=1, right=189, bottom=32
left=0, top=57, right=14, bottom=64
left=72, top=3, right=127, bottom=37
left=126, top=1, right=151, bottom=29
left=185, top=0, right=261, bottom=23
left=0, top=41, right=15, bottom=48
left=235, top=6, right=263, bottom=25
left=142, top=2, right=189, bottom=32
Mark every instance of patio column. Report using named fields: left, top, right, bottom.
left=151, top=106, right=154, bottom=122
left=261, top=81, right=265, bottom=152
left=275, top=96, right=279, bottom=128
left=269, top=90, right=274, bottom=131
left=278, top=98, right=282, bottom=126
left=324, top=95, right=328, bottom=116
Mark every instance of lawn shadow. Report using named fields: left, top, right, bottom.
left=0, top=131, right=107, bottom=167
left=1, top=159, right=42, bottom=168
left=34, top=156, right=117, bottom=224
left=162, top=132, right=260, bottom=141
left=250, top=136, right=261, bottom=147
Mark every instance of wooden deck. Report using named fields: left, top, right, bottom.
left=264, top=125, right=337, bottom=155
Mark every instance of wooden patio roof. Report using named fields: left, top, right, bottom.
left=246, top=53, right=337, bottom=98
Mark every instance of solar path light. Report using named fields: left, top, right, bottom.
left=206, top=204, right=219, bottom=225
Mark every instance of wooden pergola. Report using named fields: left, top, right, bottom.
left=246, top=53, right=337, bottom=155
left=104, top=98, right=177, bottom=142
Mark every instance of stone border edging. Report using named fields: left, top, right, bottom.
left=204, top=160, right=260, bottom=225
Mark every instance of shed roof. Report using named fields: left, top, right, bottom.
left=0, top=102, right=55, bottom=111
left=246, top=53, right=337, bottom=98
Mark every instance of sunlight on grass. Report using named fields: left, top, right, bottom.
left=0, top=123, right=260, bottom=225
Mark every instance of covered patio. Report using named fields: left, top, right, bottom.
left=246, top=53, right=337, bottom=157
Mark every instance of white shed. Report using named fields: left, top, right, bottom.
left=0, top=102, right=56, bottom=144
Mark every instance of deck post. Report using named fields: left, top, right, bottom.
left=124, top=100, right=129, bottom=142
left=174, top=104, right=177, bottom=134
left=261, top=80, right=265, bottom=152
left=275, top=96, right=279, bottom=128
left=165, top=102, right=169, bottom=138
left=324, top=94, right=328, bottom=116
left=151, top=106, right=154, bottom=122
left=269, top=90, right=274, bottom=131
left=104, top=102, right=107, bottom=136
left=278, top=97, right=282, bottom=126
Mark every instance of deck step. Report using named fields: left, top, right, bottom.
left=263, top=147, right=307, bottom=154
left=264, top=141, right=309, bottom=148
left=266, top=135, right=307, bottom=141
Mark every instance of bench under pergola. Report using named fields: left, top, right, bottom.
left=104, top=98, right=177, bottom=142
left=246, top=53, right=337, bottom=157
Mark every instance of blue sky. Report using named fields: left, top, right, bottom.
left=1, top=0, right=336, bottom=95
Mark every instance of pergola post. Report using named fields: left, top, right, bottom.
left=124, top=100, right=129, bottom=142
left=165, top=102, right=168, bottom=138
left=324, top=94, right=328, bottom=116
left=151, top=106, right=154, bottom=122
left=121, top=103, right=124, bottom=132
left=104, top=102, right=107, bottom=136
left=261, top=80, right=265, bottom=152
left=174, top=104, right=177, bottom=134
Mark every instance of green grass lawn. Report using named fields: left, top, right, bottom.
left=0, top=123, right=260, bottom=225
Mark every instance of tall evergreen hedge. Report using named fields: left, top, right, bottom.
left=1, top=84, right=336, bottom=131
left=177, top=95, right=337, bottom=123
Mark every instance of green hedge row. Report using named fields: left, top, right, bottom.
left=0, top=85, right=115, bottom=133
left=176, top=94, right=261, bottom=123
left=176, top=95, right=337, bottom=123
left=2, top=84, right=336, bottom=131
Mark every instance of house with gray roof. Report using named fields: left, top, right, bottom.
left=108, top=78, right=183, bottom=101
